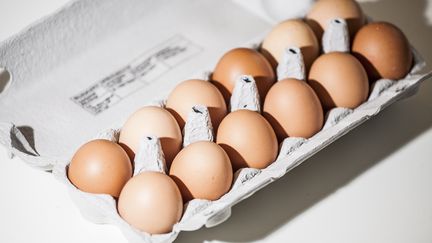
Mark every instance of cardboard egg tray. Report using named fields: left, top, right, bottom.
left=0, top=0, right=431, bottom=242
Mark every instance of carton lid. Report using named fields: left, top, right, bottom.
left=0, top=0, right=273, bottom=168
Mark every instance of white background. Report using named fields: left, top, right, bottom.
left=0, top=0, right=431, bottom=242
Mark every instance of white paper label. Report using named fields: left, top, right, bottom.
left=71, top=35, right=202, bottom=115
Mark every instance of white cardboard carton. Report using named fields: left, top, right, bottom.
left=0, top=0, right=431, bottom=242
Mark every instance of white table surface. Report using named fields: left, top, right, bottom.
left=1, top=0, right=431, bottom=242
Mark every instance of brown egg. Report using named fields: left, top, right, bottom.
left=308, top=52, right=369, bottom=110
left=352, top=21, right=413, bottom=81
left=216, top=110, right=278, bottom=171
left=169, top=141, right=233, bottom=202
left=68, top=139, right=132, bottom=198
left=261, top=19, right=320, bottom=71
left=306, top=0, right=365, bottom=40
left=263, top=78, right=323, bottom=141
left=211, top=48, right=275, bottom=104
left=119, top=106, right=182, bottom=166
left=166, top=79, right=227, bottom=131
left=117, top=171, right=183, bottom=234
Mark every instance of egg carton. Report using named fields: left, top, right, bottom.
left=46, top=44, right=429, bottom=243
left=0, top=0, right=431, bottom=243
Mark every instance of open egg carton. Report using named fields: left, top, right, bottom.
left=0, top=0, right=431, bottom=243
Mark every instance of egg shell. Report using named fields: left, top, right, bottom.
left=352, top=21, right=413, bottom=81
left=117, top=171, right=183, bottom=234
left=306, top=0, right=365, bottom=40
left=261, top=19, right=319, bottom=71
left=211, top=48, right=275, bottom=104
left=216, top=109, right=278, bottom=171
left=166, top=79, right=227, bottom=131
left=119, top=106, right=182, bottom=166
left=68, top=139, right=132, bottom=198
left=263, top=78, right=323, bottom=141
left=308, top=52, right=369, bottom=110
left=169, top=141, right=233, bottom=202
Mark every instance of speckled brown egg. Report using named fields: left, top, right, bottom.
left=211, top=48, right=275, bottom=104
left=308, top=52, right=369, bottom=110
left=306, top=0, right=365, bottom=40
left=352, top=21, right=413, bottom=81
left=166, top=79, right=227, bottom=131
left=119, top=106, right=182, bottom=166
left=263, top=78, right=323, bottom=141
left=169, top=141, right=233, bottom=202
left=68, top=139, right=132, bottom=198
left=117, top=171, right=183, bottom=234
left=216, top=110, right=278, bottom=171
left=261, top=19, right=320, bottom=71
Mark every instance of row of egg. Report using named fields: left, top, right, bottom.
left=67, top=0, right=413, bottom=236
